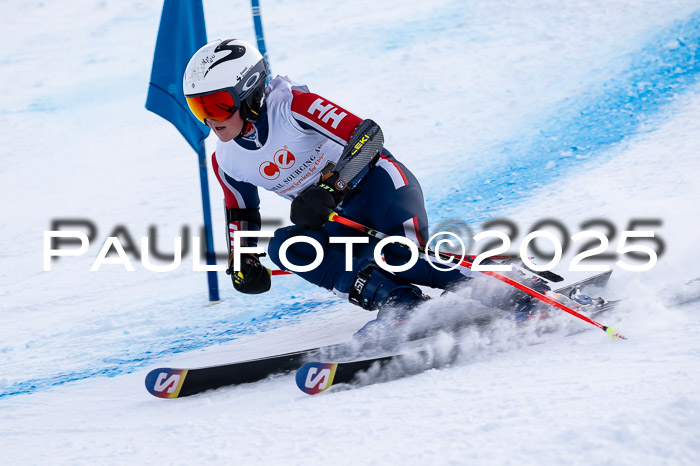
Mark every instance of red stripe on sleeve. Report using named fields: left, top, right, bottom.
left=212, top=152, right=240, bottom=209
left=412, top=216, right=426, bottom=247
left=290, top=90, right=363, bottom=143
left=380, top=153, right=409, bottom=185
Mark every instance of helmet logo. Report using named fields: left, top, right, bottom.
left=205, top=39, right=246, bottom=77
left=242, top=72, right=262, bottom=92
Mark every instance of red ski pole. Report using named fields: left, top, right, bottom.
left=329, top=213, right=626, bottom=340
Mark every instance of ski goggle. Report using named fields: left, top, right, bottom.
left=185, top=88, right=241, bottom=124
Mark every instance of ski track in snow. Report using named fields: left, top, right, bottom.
left=429, top=10, right=700, bottom=222
left=1, top=0, right=699, bottom=463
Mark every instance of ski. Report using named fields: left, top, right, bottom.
left=296, top=357, right=399, bottom=395
left=145, top=345, right=344, bottom=398
left=296, top=297, right=623, bottom=395
left=146, top=270, right=615, bottom=398
left=295, top=271, right=618, bottom=395
left=503, top=257, right=564, bottom=283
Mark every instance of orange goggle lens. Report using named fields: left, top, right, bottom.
left=186, top=90, right=239, bottom=123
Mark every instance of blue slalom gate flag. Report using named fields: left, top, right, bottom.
left=146, top=0, right=220, bottom=302
left=146, top=0, right=209, bottom=153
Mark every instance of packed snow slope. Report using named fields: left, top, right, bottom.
left=1, top=0, right=699, bottom=464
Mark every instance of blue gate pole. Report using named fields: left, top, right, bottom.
left=251, top=0, right=272, bottom=82
left=198, top=144, right=220, bottom=303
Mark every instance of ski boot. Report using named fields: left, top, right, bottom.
left=504, top=277, right=553, bottom=323
left=347, top=263, right=429, bottom=341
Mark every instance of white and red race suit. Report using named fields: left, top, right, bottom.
left=212, top=75, right=470, bottom=296
left=212, top=75, right=365, bottom=248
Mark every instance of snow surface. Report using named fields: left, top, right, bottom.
left=1, top=0, right=700, bottom=464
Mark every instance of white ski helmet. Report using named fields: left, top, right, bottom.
left=183, top=38, right=269, bottom=123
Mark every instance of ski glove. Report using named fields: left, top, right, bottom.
left=227, top=253, right=271, bottom=295
left=290, top=171, right=350, bottom=229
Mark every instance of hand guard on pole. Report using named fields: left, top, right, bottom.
left=334, top=119, right=384, bottom=183
left=290, top=119, right=383, bottom=230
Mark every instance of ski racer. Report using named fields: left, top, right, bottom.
left=183, top=39, right=543, bottom=331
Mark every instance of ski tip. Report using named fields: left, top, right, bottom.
left=296, top=362, right=338, bottom=395
left=538, top=270, right=564, bottom=283
left=145, top=368, right=188, bottom=398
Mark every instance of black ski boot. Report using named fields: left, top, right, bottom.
left=348, top=263, right=429, bottom=340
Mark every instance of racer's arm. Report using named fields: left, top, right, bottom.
left=212, top=152, right=270, bottom=294
left=290, top=90, right=384, bottom=185
left=289, top=91, right=384, bottom=228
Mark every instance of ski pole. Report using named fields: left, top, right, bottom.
left=267, top=224, right=561, bottom=281
left=329, top=213, right=626, bottom=340
left=327, top=214, right=562, bottom=282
